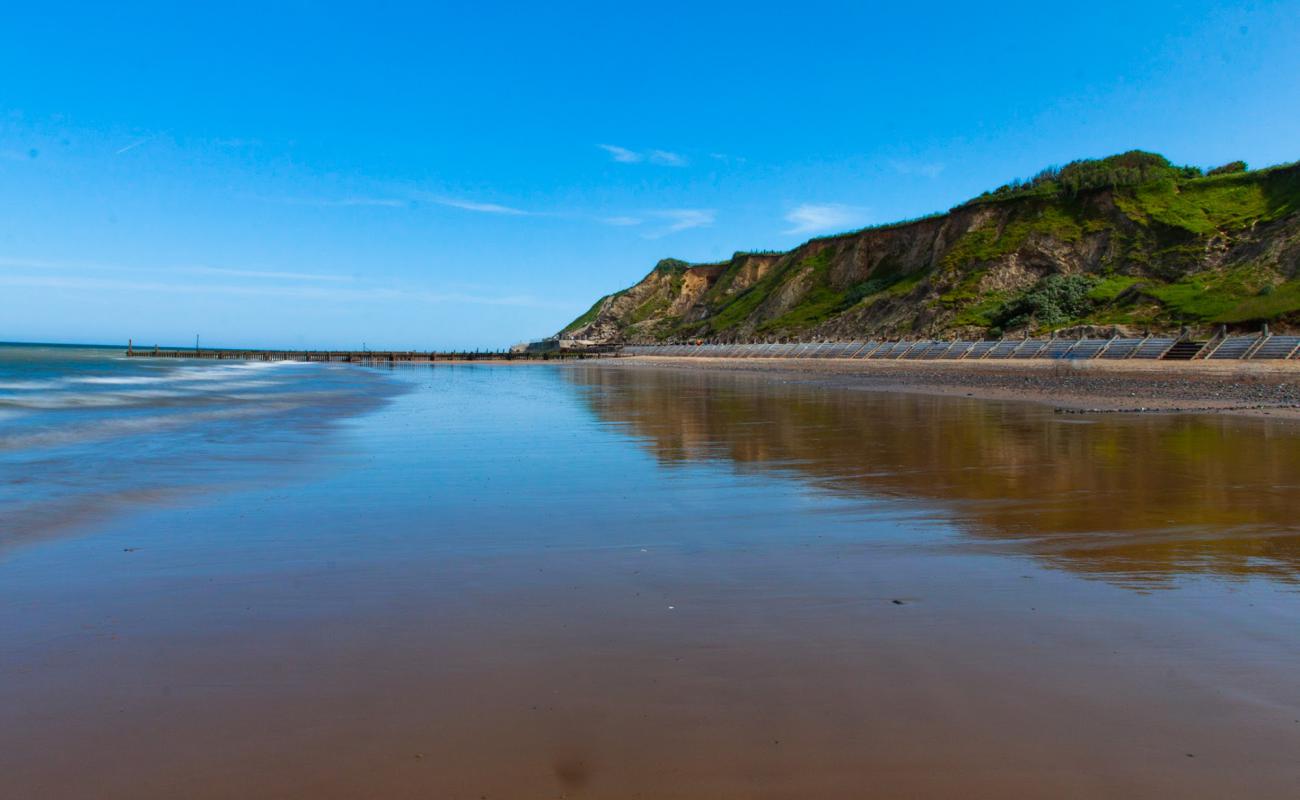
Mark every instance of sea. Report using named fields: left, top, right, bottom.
left=0, top=343, right=400, bottom=547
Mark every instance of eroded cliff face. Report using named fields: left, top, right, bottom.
left=561, top=158, right=1300, bottom=344
left=563, top=255, right=780, bottom=343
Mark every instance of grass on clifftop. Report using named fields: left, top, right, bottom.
left=921, top=160, right=1300, bottom=334
left=563, top=294, right=612, bottom=333
left=1116, top=166, right=1300, bottom=235
left=565, top=154, right=1300, bottom=340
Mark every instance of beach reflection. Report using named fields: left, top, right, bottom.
left=569, top=365, right=1300, bottom=587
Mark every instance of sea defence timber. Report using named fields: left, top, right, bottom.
left=125, top=328, right=1300, bottom=365
left=124, top=346, right=616, bottom=362
left=623, top=330, right=1300, bottom=362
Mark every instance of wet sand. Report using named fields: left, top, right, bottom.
left=3, top=363, right=1299, bottom=798
left=619, top=355, right=1300, bottom=417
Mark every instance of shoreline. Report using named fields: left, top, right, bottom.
left=605, top=356, right=1300, bottom=418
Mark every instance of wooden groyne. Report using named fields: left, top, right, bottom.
left=125, top=346, right=618, bottom=363
left=123, top=328, right=1300, bottom=365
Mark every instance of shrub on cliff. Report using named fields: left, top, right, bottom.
left=1207, top=160, right=1248, bottom=176
left=994, top=274, right=1100, bottom=331
left=970, top=151, right=1203, bottom=204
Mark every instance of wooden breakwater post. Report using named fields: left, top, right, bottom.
left=124, top=346, right=627, bottom=362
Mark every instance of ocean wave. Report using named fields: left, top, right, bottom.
left=0, top=380, right=56, bottom=390
left=0, top=390, right=194, bottom=409
left=0, top=347, right=406, bottom=549
left=0, top=403, right=301, bottom=452
left=72, top=375, right=170, bottom=385
left=0, top=369, right=310, bottom=409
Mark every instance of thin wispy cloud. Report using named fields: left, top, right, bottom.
left=272, top=195, right=408, bottom=209
left=269, top=191, right=529, bottom=214
left=427, top=196, right=532, bottom=215
left=647, top=149, right=687, bottom=166
left=598, top=144, right=688, bottom=166
left=658, top=209, right=714, bottom=232
left=0, top=255, right=97, bottom=271
left=0, top=273, right=565, bottom=309
left=114, top=137, right=155, bottom=156
left=784, top=203, right=872, bottom=235
left=260, top=182, right=711, bottom=236
left=598, top=144, right=643, bottom=163
left=212, top=137, right=262, bottom=149
left=641, top=209, right=715, bottom=238
left=183, top=266, right=352, bottom=282
left=0, top=256, right=350, bottom=283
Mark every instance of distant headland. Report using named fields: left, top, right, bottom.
left=559, top=152, right=1300, bottom=346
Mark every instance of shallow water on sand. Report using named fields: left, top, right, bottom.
left=0, top=343, right=400, bottom=550
left=2, top=356, right=1298, bottom=798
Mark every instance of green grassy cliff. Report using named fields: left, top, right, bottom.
left=561, top=152, right=1300, bottom=343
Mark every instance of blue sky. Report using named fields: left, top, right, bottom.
left=2, top=1, right=1298, bottom=349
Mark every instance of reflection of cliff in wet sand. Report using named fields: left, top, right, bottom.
left=617, top=355, right=1300, bottom=416
left=568, top=363, right=1300, bottom=587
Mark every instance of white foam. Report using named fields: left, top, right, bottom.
left=72, top=375, right=170, bottom=386
left=0, top=403, right=299, bottom=451
left=0, top=380, right=59, bottom=390
left=187, top=379, right=277, bottom=392
left=0, top=389, right=187, bottom=409
left=62, top=363, right=298, bottom=393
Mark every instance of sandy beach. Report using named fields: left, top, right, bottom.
left=4, top=353, right=1300, bottom=799
left=613, top=356, right=1300, bottom=417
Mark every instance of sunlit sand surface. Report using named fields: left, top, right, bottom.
left=2, top=355, right=1297, bottom=798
